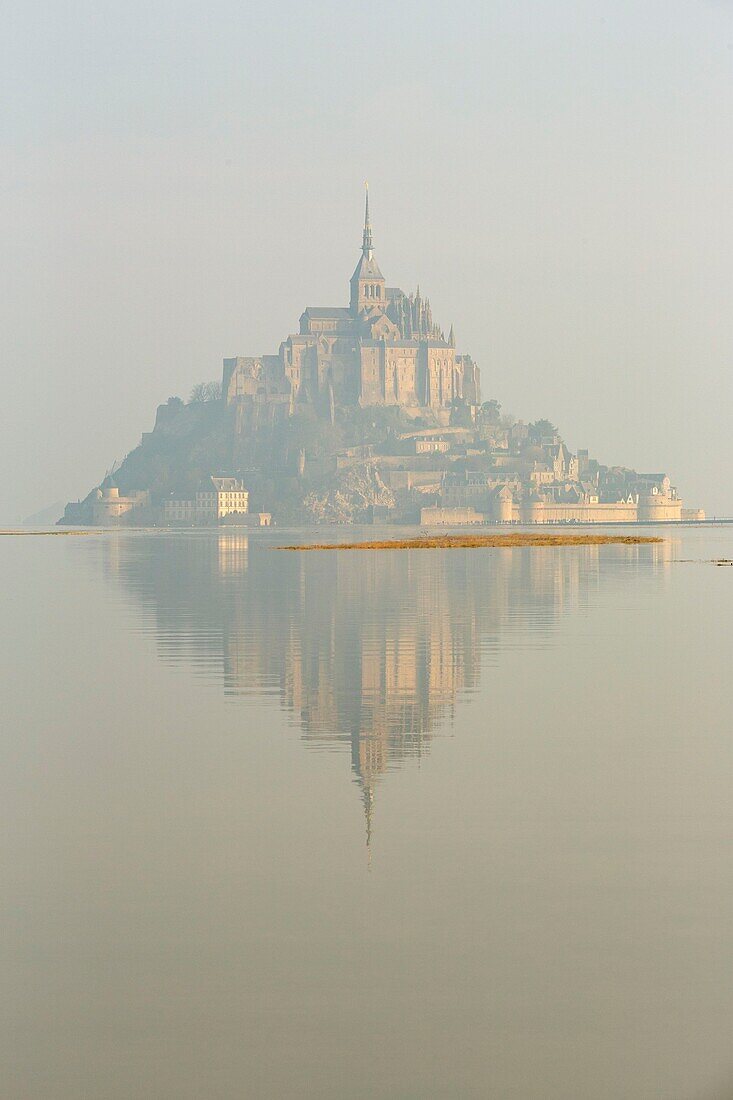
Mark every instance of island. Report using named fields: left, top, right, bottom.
left=60, top=189, right=704, bottom=528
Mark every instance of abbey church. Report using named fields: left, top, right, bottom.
left=222, top=189, right=481, bottom=422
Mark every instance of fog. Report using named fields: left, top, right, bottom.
left=2, top=0, right=732, bottom=521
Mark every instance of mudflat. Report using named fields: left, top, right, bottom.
left=276, top=533, right=665, bottom=551
left=0, top=529, right=96, bottom=536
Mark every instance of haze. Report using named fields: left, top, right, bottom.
left=2, top=0, right=732, bottom=522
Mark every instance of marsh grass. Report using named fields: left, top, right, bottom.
left=276, top=534, right=665, bottom=551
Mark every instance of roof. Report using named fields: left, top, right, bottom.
left=360, top=338, right=452, bottom=349
left=360, top=339, right=419, bottom=348
left=210, top=477, right=246, bottom=491
left=351, top=253, right=384, bottom=282
left=301, top=307, right=353, bottom=319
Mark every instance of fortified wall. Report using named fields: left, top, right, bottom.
left=422, top=486, right=684, bottom=526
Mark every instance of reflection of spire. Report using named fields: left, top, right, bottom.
left=362, top=781, right=374, bottom=869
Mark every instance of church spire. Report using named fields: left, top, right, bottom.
left=350, top=182, right=385, bottom=313
left=362, top=182, right=373, bottom=258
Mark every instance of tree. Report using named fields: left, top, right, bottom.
left=481, top=399, right=502, bottom=424
left=529, top=418, right=557, bottom=440
left=189, top=381, right=222, bottom=403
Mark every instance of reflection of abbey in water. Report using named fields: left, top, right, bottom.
left=101, top=535, right=672, bottom=847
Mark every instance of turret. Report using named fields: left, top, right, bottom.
left=637, top=489, right=682, bottom=522
left=522, top=493, right=546, bottom=524
left=496, top=486, right=514, bottom=523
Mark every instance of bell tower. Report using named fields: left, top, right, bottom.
left=350, top=184, right=386, bottom=313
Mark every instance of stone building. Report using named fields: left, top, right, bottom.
left=223, top=187, right=480, bottom=425
left=162, top=477, right=250, bottom=525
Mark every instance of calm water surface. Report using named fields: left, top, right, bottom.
left=2, top=526, right=733, bottom=1099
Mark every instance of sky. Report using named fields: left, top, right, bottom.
left=1, top=0, right=732, bottom=521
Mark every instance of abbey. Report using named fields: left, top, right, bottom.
left=222, top=188, right=480, bottom=422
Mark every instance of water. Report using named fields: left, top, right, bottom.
left=2, top=526, right=733, bottom=1099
